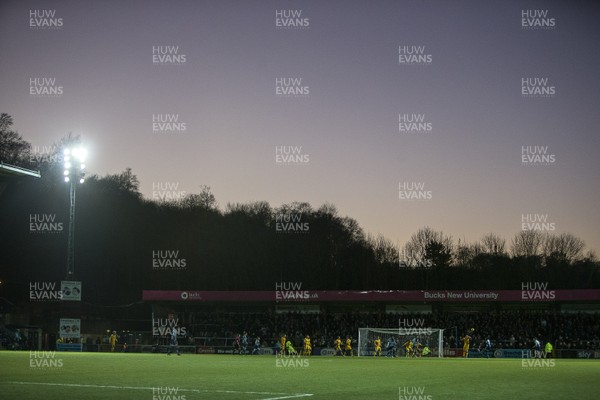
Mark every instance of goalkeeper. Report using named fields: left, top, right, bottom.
left=421, top=343, right=431, bottom=357
left=285, top=339, right=297, bottom=355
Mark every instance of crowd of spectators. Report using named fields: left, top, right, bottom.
left=0, top=325, right=26, bottom=349
left=183, top=310, right=600, bottom=351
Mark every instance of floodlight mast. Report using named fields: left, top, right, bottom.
left=63, top=148, right=87, bottom=279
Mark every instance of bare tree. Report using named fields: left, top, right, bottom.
left=103, top=167, right=140, bottom=196
left=178, top=185, right=218, bottom=210
left=454, top=239, right=472, bottom=267
left=511, top=230, right=544, bottom=257
left=226, top=201, right=271, bottom=220
left=367, top=234, right=398, bottom=265
left=276, top=201, right=313, bottom=216
left=0, top=113, right=31, bottom=165
left=542, top=233, right=585, bottom=264
left=402, top=227, right=453, bottom=266
left=481, top=233, right=507, bottom=255
left=454, top=239, right=485, bottom=268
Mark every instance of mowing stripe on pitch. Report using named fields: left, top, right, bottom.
left=6, top=381, right=314, bottom=399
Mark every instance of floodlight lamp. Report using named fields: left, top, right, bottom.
left=73, top=148, right=87, bottom=163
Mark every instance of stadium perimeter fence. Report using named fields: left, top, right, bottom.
left=63, top=342, right=600, bottom=359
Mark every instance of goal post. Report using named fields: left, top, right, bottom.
left=358, top=327, right=444, bottom=357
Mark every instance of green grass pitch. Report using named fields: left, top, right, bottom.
left=0, top=351, right=598, bottom=400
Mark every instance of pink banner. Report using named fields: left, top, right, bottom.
left=142, top=289, right=600, bottom=302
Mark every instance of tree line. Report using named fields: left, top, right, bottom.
left=1, top=113, right=598, bottom=306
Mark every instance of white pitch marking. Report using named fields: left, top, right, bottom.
left=6, top=381, right=314, bottom=398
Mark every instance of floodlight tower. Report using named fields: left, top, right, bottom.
left=63, top=147, right=87, bottom=279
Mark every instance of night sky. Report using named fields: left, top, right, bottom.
left=1, top=0, right=599, bottom=252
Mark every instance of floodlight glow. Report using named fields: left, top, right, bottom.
left=72, top=148, right=87, bottom=162
left=63, top=144, right=89, bottom=279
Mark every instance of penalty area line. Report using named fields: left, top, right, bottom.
left=6, top=381, right=313, bottom=399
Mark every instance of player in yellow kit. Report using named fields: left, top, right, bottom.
left=334, top=336, right=342, bottom=356
left=303, top=335, right=312, bottom=356
left=279, top=334, right=287, bottom=356
left=109, top=331, right=117, bottom=352
left=374, top=337, right=382, bottom=357
left=461, top=332, right=472, bottom=358
left=403, top=339, right=413, bottom=357
left=415, top=340, right=423, bottom=357
left=344, top=337, right=352, bottom=357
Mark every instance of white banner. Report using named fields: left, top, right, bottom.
left=59, top=318, right=81, bottom=338
left=61, top=281, right=81, bottom=301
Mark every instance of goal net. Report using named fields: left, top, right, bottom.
left=358, top=327, right=444, bottom=357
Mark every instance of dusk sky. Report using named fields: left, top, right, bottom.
left=1, top=0, right=599, bottom=253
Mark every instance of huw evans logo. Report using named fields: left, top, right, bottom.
left=29, top=213, right=63, bottom=233
left=275, top=10, right=310, bottom=29
left=275, top=352, right=310, bottom=368
left=399, top=259, right=433, bottom=269
left=521, top=358, right=556, bottom=368
left=29, top=282, right=63, bottom=301
left=152, top=46, right=187, bottom=65
left=152, top=114, right=187, bottom=133
left=521, top=10, right=556, bottom=30
left=398, top=318, right=434, bottom=336
left=398, top=46, right=432, bottom=65
left=521, top=77, right=555, bottom=98
left=152, top=250, right=187, bottom=270
left=29, top=146, right=60, bottom=164
left=152, top=182, right=187, bottom=201
left=521, top=146, right=556, bottom=166
left=399, top=386, right=432, bottom=400
left=520, top=349, right=556, bottom=368
left=152, top=387, right=186, bottom=400
left=29, top=351, right=63, bottom=368
left=29, top=77, right=63, bottom=97
left=152, top=316, right=187, bottom=336
left=275, top=77, right=310, bottom=97
left=398, top=182, right=432, bottom=201
left=521, top=214, right=555, bottom=232
left=521, top=282, right=555, bottom=301
left=275, top=282, right=313, bottom=301
left=274, top=213, right=309, bottom=233
left=399, top=114, right=432, bottom=133
left=275, top=146, right=310, bottom=165
left=29, top=10, right=63, bottom=30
